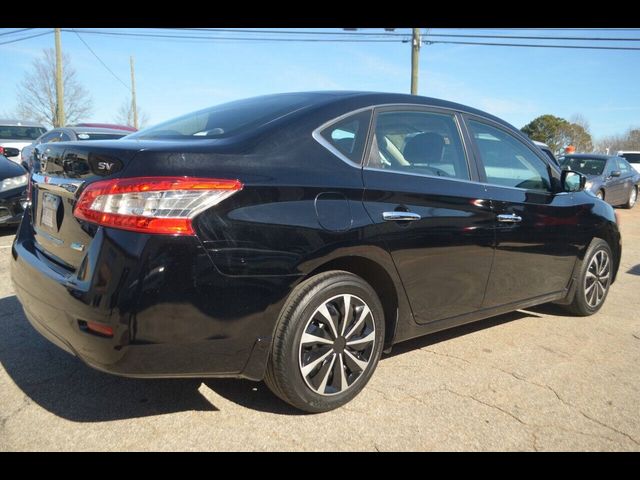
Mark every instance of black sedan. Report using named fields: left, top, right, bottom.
left=559, top=154, right=639, bottom=208
left=0, top=153, right=28, bottom=227
left=11, top=92, right=621, bottom=412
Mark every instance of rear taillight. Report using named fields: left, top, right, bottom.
left=74, top=176, right=242, bottom=235
left=0, top=146, right=4, bottom=155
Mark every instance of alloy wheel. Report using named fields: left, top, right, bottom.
left=584, top=250, right=611, bottom=308
left=298, top=294, right=376, bottom=396
left=630, top=187, right=637, bottom=207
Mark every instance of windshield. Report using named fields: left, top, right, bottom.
left=560, top=156, right=606, bottom=176
left=0, top=125, right=46, bottom=140
left=620, top=152, right=640, bottom=164
left=128, top=93, right=315, bottom=140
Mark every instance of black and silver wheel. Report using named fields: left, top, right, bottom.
left=565, top=238, right=613, bottom=316
left=623, top=186, right=637, bottom=209
left=265, top=271, right=384, bottom=413
left=596, top=190, right=604, bottom=200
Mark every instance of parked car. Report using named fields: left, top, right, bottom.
left=0, top=119, right=47, bottom=164
left=11, top=92, right=621, bottom=412
left=533, top=140, right=560, bottom=167
left=559, top=154, right=639, bottom=208
left=0, top=153, right=28, bottom=227
left=21, top=126, right=133, bottom=171
left=616, top=151, right=640, bottom=173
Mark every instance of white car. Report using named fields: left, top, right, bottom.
left=617, top=151, right=640, bottom=173
left=0, top=119, right=47, bottom=164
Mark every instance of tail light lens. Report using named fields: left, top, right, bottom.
left=74, top=176, right=242, bottom=235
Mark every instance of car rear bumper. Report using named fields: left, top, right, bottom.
left=10, top=210, right=296, bottom=380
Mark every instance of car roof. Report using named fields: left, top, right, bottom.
left=562, top=153, right=619, bottom=160
left=0, top=119, right=46, bottom=128
left=57, top=126, right=132, bottom=135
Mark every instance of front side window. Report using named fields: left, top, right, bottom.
left=469, top=120, right=551, bottom=191
left=366, top=110, right=469, bottom=180
left=40, top=131, right=61, bottom=144
left=618, top=159, right=632, bottom=174
left=319, top=110, right=371, bottom=164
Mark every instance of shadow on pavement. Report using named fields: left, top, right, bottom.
left=384, top=309, right=538, bottom=359
left=0, top=295, right=221, bottom=422
left=627, top=264, right=640, bottom=276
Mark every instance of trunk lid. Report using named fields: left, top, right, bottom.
left=30, top=142, right=140, bottom=270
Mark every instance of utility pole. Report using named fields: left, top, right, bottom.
left=54, top=28, right=65, bottom=127
left=130, top=56, right=138, bottom=129
left=410, top=28, right=421, bottom=95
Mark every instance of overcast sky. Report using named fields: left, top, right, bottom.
left=1, top=28, right=639, bottom=139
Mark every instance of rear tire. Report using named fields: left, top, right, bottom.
left=265, top=271, right=385, bottom=413
left=564, top=238, right=613, bottom=316
left=623, top=186, right=637, bottom=209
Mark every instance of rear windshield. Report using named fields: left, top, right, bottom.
left=619, top=152, right=640, bottom=164
left=128, top=93, right=315, bottom=140
left=0, top=125, right=46, bottom=140
left=559, top=156, right=606, bottom=176
left=76, top=133, right=128, bottom=140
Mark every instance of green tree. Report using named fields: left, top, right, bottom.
left=521, top=115, right=569, bottom=154
left=522, top=114, right=593, bottom=155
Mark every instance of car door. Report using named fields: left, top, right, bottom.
left=616, top=158, right=636, bottom=203
left=361, top=107, right=495, bottom=324
left=603, top=158, right=626, bottom=204
left=464, top=117, right=580, bottom=307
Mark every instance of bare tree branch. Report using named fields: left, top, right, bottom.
left=15, top=48, right=93, bottom=127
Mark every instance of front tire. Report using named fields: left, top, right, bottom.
left=265, top=271, right=385, bottom=413
left=623, top=186, right=637, bottom=209
left=596, top=190, right=604, bottom=201
left=565, top=238, right=613, bottom=316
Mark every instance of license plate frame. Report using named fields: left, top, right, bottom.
left=41, top=192, right=60, bottom=230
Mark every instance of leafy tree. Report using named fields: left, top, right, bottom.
left=15, top=48, right=93, bottom=127
left=521, top=114, right=593, bottom=154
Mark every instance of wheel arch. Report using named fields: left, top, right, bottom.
left=305, top=255, right=401, bottom=349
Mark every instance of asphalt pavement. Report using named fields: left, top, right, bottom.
left=1, top=208, right=639, bottom=451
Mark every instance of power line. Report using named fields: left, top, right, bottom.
left=71, top=29, right=131, bottom=91
left=62, top=29, right=406, bottom=43
left=0, top=28, right=34, bottom=37
left=424, top=39, right=640, bottom=51
left=0, top=30, right=53, bottom=46
left=424, top=33, right=640, bottom=42
left=167, top=27, right=411, bottom=37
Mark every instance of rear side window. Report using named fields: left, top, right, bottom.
left=0, top=126, right=46, bottom=140
left=619, top=153, right=640, bottom=164
left=469, top=120, right=551, bottom=192
left=319, top=110, right=371, bottom=164
left=366, top=110, right=469, bottom=180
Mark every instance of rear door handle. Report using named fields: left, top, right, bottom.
left=497, top=213, right=522, bottom=223
left=383, top=211, right=421, bottom=222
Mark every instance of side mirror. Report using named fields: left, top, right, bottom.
left=561, top=170, right=586, bottom=192
left=2, top=147, right=20, bottom=157
left=610, top=170, right=621, bottom=178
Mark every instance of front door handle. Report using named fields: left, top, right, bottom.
left=383, top=211, right=421, bottom=222
left=497, top=213, right=522, bottom=223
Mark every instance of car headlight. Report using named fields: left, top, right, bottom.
left=0, top=174, right=28, bottom=193
left=585, top=180, right=594, bottom=190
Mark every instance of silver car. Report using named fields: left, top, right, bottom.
left=559, top=153, right=640, bottom=208
left=0, top=119, right=47, bottom=164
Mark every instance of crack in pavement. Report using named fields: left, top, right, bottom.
left=0, top=395, right=31, bottom=431
left=420, top=348, right=472, bottom=365
left=492, top=366, right=640, bottom=447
